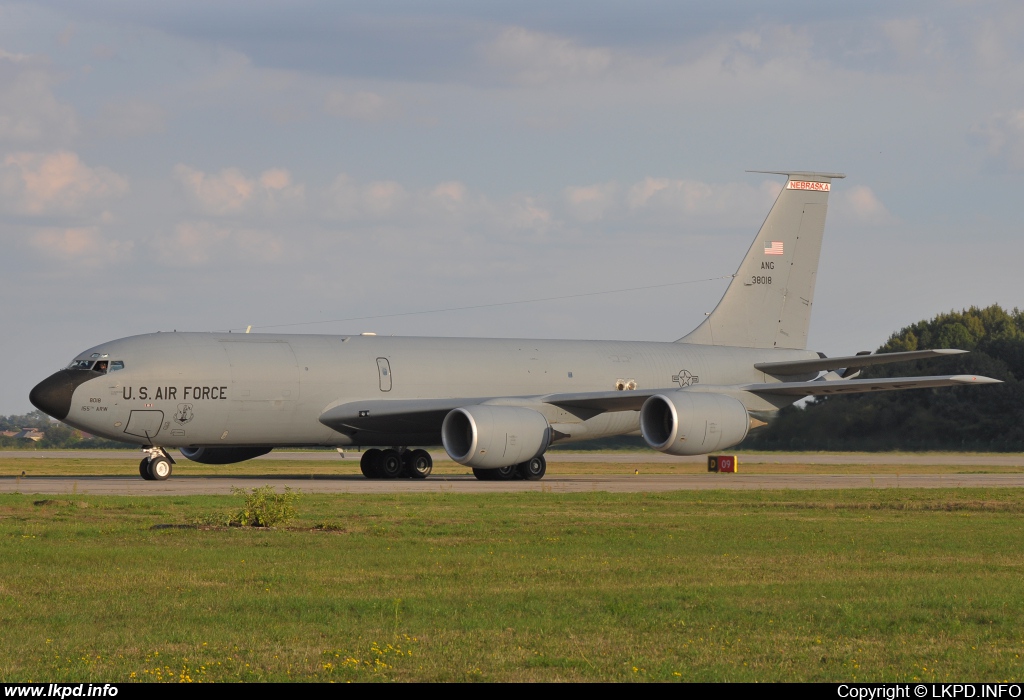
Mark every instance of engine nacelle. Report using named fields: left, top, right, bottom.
left=442, top=405, right=551, bottom=468
left=640, top=392, right=749, bottom=456
left=179, top=446, right=273, bottom=464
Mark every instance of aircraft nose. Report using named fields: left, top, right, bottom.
left=29, top=369, right=96, bottom=421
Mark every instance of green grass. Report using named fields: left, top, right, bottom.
left=1, top=489, right=1023, bottom=682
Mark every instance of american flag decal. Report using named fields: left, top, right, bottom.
left=764, top=241, right=784, bottom=255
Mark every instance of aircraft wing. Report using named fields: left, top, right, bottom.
left=754, top=349, right=968, bottom=375
left=540, top=390, right=654, bottom=414
left=319, top=390, right=658, bottom=434
left=319, top=374, right=1001, bottom=436
left=742, top=374, right=1000, bottom=396
left=320, top=397, right=475, bottom=434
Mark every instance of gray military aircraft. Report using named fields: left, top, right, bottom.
left=29, top=171, right=1000, bottom=481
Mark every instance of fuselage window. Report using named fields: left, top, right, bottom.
left=69, top=360, right=94, bottom=370
left=110, top=361, right=124, bottom=372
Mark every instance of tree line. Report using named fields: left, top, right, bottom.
left=741, top=304, right=1024, bottom=451
left=0, top=410, right=134, bottom=449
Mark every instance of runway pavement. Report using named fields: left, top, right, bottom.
left=3, top=450, right=1024, bottom=466
left=3, top=472, right=1024, bottom=495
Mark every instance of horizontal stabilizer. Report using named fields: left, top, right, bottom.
left=755, top=349, right=968, bottom=375
left=744, top=374, right=1000, bottom=397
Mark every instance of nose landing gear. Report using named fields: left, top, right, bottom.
left=139, top=447, right=174, bottom=481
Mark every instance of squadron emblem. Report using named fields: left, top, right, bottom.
left=672, top=370, right=699, bottom=388
left=174, top=403, right=194, bottom=425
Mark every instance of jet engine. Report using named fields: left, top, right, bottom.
left=442, top=405, right=551, bottom=468
left=640, top=392, right=749, bottom=456
left=178, top=446, right=273, bottom=464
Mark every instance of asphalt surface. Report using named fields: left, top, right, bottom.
left=3, top=450, right=1024, bottom=466
left=3, top=473, right=1024, bottom=495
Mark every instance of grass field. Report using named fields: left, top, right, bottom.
left=1, top=488, right=1023, bottom=682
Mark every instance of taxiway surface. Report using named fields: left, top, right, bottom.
left=3, top=450, right=1024, bottom=466
left=3, top=473, right=1024, bottom=495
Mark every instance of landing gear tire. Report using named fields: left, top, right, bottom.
left=360, top=449, right=383, bottom=479
left=139, top=458, right=154, bottom=480
left=518, top=455, right=546, bottom=481
left=404, top=449, right=432, bottom=479
left=494, top=465, right=519, bottom=480
left=471, top=465, right=519, bottom=481
left=379, top=449, right=404, bottom=479
left=148, top=457, right=172, bottom=481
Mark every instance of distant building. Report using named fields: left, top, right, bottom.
left=14, top=428, right=45, bottom=442
left=1, top=430, right=17, bottom=438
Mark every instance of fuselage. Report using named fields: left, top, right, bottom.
left=34, top=332, right=816, bottom=449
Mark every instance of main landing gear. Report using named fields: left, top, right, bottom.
left=139, top=447, right=174, bottom=481
left=360, top=448, right=433, bottom=480
left=472, top=455, right=546, bottom=481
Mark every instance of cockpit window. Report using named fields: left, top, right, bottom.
left=68, top=359, right=121, bottom=372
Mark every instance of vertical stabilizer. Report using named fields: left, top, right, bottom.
left=680, top=171, right=844, bottom=349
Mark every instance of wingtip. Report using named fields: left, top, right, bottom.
left=951, top=375, right=1002, bottom=384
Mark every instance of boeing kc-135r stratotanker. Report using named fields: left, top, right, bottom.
left=29, top=171, right=1000, bottom=481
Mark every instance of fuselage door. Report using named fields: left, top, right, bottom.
left=376, top=358, right=392, bottom=392
left=124, top=410, right=164, bottom=440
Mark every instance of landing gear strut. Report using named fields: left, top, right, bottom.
left=139, top=447, right=174, bottom=481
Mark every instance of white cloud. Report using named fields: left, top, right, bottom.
left=0, top=49, right=78, bottom=144
left=838, top=185, right=893, bottom=224
left=484, top=27, right=613, bottom=86
left=625, top=177, right=782, bottom=226
left=323, top=89, right=392, bottom=121
left=173, top=164, right=305, bottom=216
left=29, top=226, right=133, bottom=266
left=564, top=182, right=617, bottom=222
left=974, top=108, right=1024, bottom=170
left=881, top=18, right=947, bottom=64
left=152, top=221, right=227, bottom=266
left=91, top=99, right=166, bottom=138
left=424, top=181, right=468, bottom=215
left=324, top=174, right=408, bottom=219
left=317, top=173, right=563, bottom=249
left=507, top=196, right=553, bottom=233
left=0, top=151, right=128, bottom=215
left=151, top=221, right=288, bottom=267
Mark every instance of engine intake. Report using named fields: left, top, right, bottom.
left=640, top=392, right=749, bottom=456
left=442, top=405, right=551, bottom=468
left=179, top=446, right=273, bottom=464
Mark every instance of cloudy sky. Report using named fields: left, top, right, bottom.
left=2, top=1, right=1023, bottom=413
